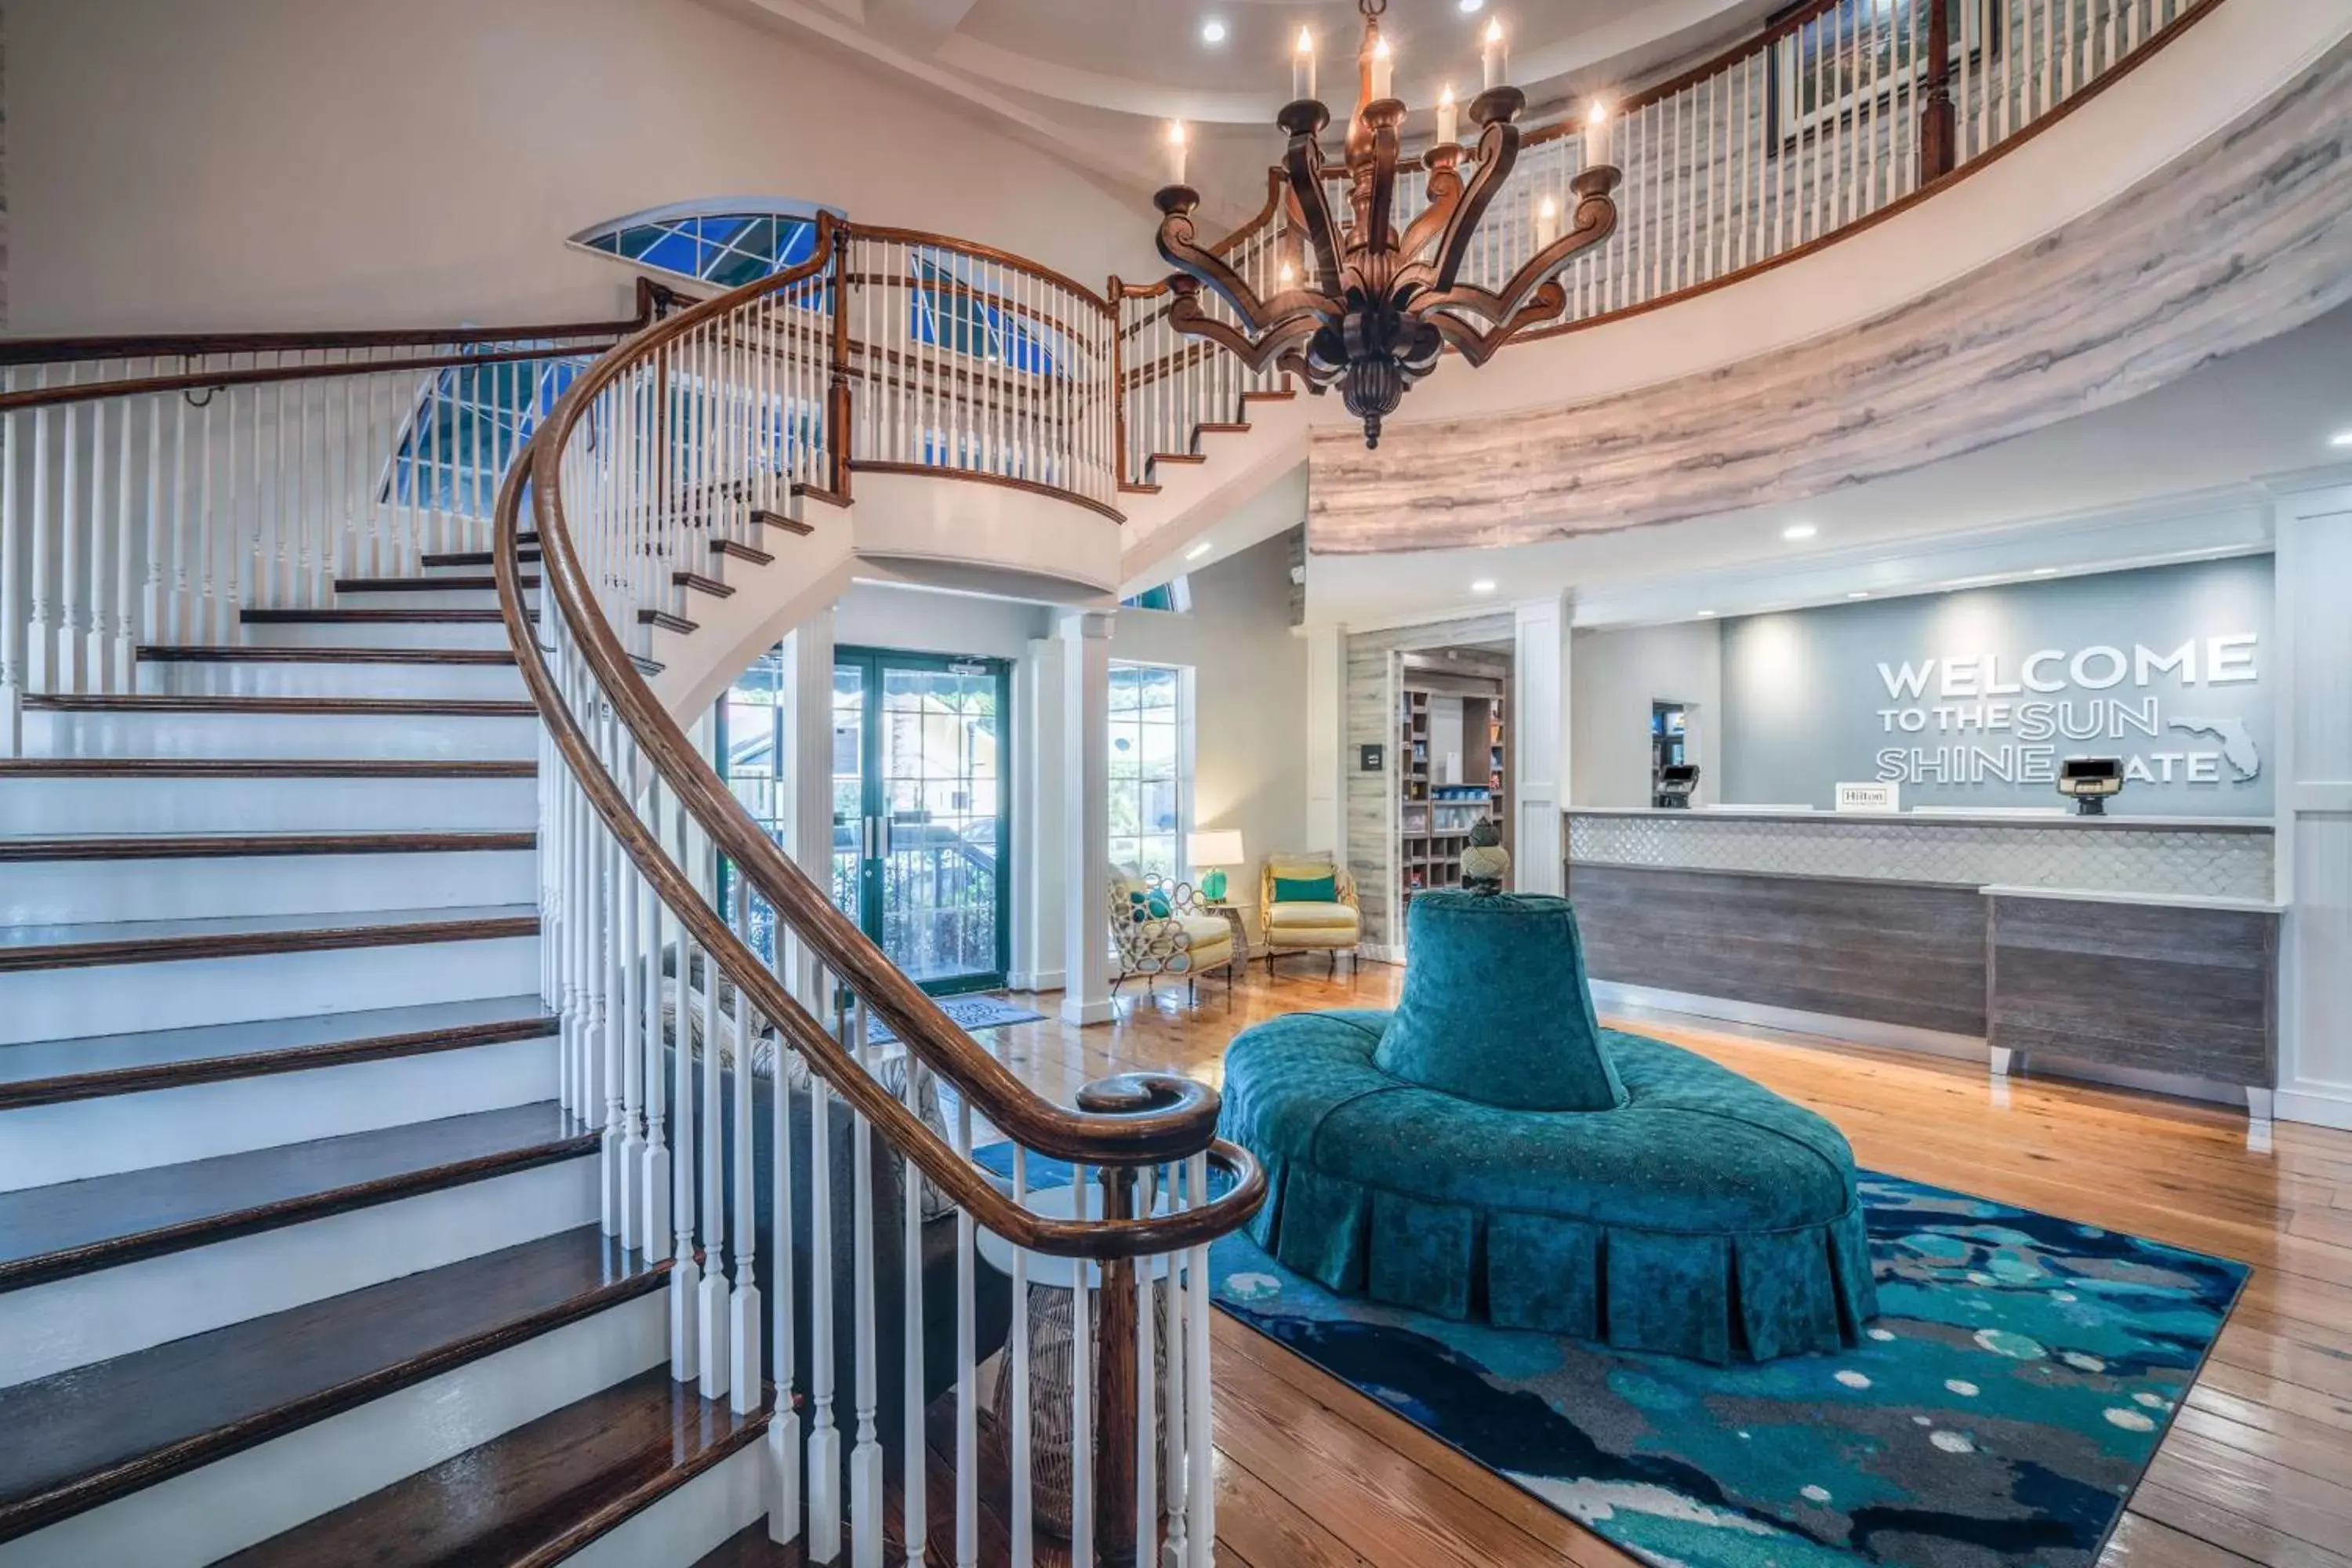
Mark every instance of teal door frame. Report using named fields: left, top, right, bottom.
left=836, top=645, right=1013, bottom=996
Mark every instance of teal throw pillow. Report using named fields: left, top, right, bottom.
left=1273, top=873, right=1338, bottom=904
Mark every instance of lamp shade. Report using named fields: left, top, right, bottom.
left=1188, top=829, right=1245, bottom=868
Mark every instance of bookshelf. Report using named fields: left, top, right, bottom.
left=1398, top=681, right=1511, bottom=907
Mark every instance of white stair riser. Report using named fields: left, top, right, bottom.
left=0, top=1032, right=557, bottom=1188
left=335, top=586, right=531, bottom=612
left=24, top=708, right=538, bottom=760
left=563, top=1437, right=771, bottom=1568
left=0, top=932, right=541, bottom=1047
left=0, top=1155, right=596, bottom=1388
left=2, top=848, right=536, bottom=926
left=4, top=775, right=538, bottom=836
left=240, top=619, right=516, bottom=651
left=138, top=660, right=527, bottom=701
left=0, top=1290, right=667, bottom=1568
left=421, top=557, right=534, bottom=578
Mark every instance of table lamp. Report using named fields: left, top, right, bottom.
left=1188, top=829, right=1245, bottom=902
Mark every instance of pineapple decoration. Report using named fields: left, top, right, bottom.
left=1461, top=818, right=1510, bottom=895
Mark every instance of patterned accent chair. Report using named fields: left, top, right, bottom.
left=1260, top=851, right=1362, bottom=978
left=1106, top=867, right=1238, bottom=1008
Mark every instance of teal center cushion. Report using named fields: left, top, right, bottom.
left=1372, top=891, right=1625, bottom=1112
left=1272, top=873, right=1338, bottom=903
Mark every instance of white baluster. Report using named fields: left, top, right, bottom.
left=1069, top=1163, right=1094, bottom=1568
left=730, top=869, right=764, bottom=1417
left=1011, top=1147, right=1033, bottom=1568
left=641, top=783, right=673, bottom=1265
left=670, top=795, right=704, bottom=1385
left=956, top=1095, right=978, bottom=1568
left=806, top=982, right=842, bottom=1563
left=1185, top=1152, right=1214, bottom=1566
left=618, top=797, right=647, bottom=1254
left=700, top=833, right=734, bottom=1400
left=850, top=996, right=884, bottom=1568
left=768, top=943, right=803, bottom=1546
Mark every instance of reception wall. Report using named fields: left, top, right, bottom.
left=1714, top=556, right=2274, bottom=816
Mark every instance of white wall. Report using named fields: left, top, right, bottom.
left=831, top=583, right=1051, bottom=661
left=1570, top=621, right=1723, bottom=808
left=8, top=0, right=1160, bottom=335
left=1113, top=533, right=1309, bottom=906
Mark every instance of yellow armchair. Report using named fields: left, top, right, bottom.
left=1260, top=851, right=1362, bottom=978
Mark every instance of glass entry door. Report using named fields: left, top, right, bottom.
left=833, top=648, right=1011, bottom=995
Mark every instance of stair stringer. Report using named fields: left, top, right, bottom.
left=1118, top=392, right=1312, bottom=593
left=644, top=499, right=860, bottom=722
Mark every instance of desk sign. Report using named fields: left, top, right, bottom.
left=1359, top=743, right=1385, bottom=773
left=1835, top=781, right=1900, bottom=812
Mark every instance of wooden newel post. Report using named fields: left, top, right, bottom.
left=1095, top=1163, right=1142, bottom=1565
left=826, top=221, right=855, bottom=500
left=1919, top=0, right=1957, bottom=184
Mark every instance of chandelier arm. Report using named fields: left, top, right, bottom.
left=1420, top=280, right=1570, bottom=368
left=1412, top=189, right=1617, bottom=327
left=1281, top=129, right=1348, bottom=299
left=1167, top=289, right=1327, bottom=376
left=1360, top=105, right=1405, bottom=270
left=1155, top=206, right=1279, bottom=336
left=1397, top=163, right=1466, bottom=267
left=1428, top=117, right=1523, bottom=294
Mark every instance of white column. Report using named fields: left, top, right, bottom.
left=1512, top=593, right=1572, bottom=895
left=1062, top=608, right=1117, bottom=1025
left=782, top=609, right=837, bottom=1011
left=1011, top=633, right=1069, bottom=993
left=1303, top=622, right=1345, bottom=853
left=2271, top=477, right=2352, bottom=1131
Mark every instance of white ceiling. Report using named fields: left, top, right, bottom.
left=1303, top=296, right=2352, bottom=630
left=710, top=0, right=1773, bottom=213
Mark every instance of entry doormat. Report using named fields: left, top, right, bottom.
left=868, top=993, right=1043, bottom=1046
left=971, top=1149, right=2245, bottom=1568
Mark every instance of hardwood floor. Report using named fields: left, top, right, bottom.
left=970, top=959, right=2351, bottom=1568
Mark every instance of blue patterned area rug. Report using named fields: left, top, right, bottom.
left=971, top=1147, right=2245, bottom=1568
left=869, top=993, right=1043, bottom=1046
left=1207, top=1171, right=2245, bottom=1568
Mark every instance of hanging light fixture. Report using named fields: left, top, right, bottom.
left=1151, top=0, right=1622, bottom=448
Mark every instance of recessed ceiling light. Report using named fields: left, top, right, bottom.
left=1470, top=579, right=1497, bottom=594
left=1185, top=539, right=1214, bottom=561
left=1459, top=0, right=1486, bottom=11
left=1695, top=609, right=1717, bottom=618
left=1782, top=523, right=1817, bottom=541
left=2031, top=566, right=2058, bottom=575
left=1200, top=18, right=1226, bottom=43
left=1847, top=590, right=1871, bottom=599
left=2331, top=429, right=2352, bottom=447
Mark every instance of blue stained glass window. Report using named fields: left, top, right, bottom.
left=572, top=202, right=828, bottom=291
left=381, top=350, right=586, bottom=516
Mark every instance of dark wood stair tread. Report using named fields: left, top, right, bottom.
left=0, top=903, right=539, bottom=973
left=334, top=575, right=539, bottom=593
left=21, top=694, right=535, bottom=717
left=241, top=608, right=531, bottom=624
left=222, top=1368, right=768, bottom=1568
left=418, top=548, right=542, bottom=568
left=0, top=830, right=533, bottom=862
left=638, top=609, right=698, bottom=634
left=0, top=758, right=536, bottom=779
left=711, top=539, right=773, bottom=566
left=135, top=645, right=518, bottom=666
left=0, top=1101, right=592, bottom=1292
left=0, top=1226, right=664, bottom=1543
left=0, top=994, right=557, bottom=1108
left=672, top=570, right=735, bottom=599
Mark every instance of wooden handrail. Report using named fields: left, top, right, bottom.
left=500, top=223, right=1263, bottom=1258
left=0, top=277, right=663, bottom=366
left=843, top=225, right=1117, bottom=318
left=0, top=342, right=618, bottom=415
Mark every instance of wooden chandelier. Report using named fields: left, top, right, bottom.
left=1152, top=0, right=1622, bottom=448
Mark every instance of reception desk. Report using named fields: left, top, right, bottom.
left=1563, top=808, right=2279, bottom=1113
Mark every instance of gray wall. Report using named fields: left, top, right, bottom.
left=1571, top=621, right=1724, bottom=808
left=1719, top=557, right=2274, bottom=815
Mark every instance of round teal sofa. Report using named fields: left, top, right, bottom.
left=1218, top=892, right=1877, bottom=1364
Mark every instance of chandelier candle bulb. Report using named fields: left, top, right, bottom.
left=1585, top=100, right=1613, bottom=168
left=1163, top=120, right=1189, bottom=187
left=1436, top=84, right=1459, bottom=146
left=1482, top=18, right=1506, bottom=90
left=1294, top=27, right=1316, bottom=101
left=1534, top=194, right=1560, bottom=247
left=1370, top=35, right=1394, bottom=103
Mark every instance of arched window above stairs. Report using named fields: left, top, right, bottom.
left=569, top=198, right=833, bottom=289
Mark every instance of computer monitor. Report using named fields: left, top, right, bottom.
left=2056, top=756, right=2123, bottom=815
left=1656, top=763, right=1700, bottom=808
